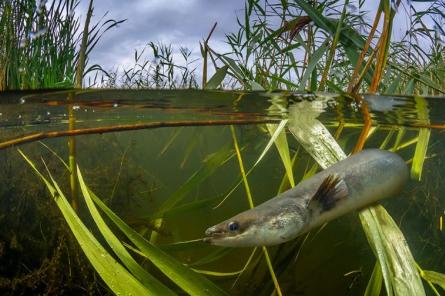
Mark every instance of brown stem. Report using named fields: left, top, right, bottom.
left=67, top=94, right=78, bottom=211
left=352, top=94, right=372, bottom=153
left=351, top=44, right=379, bottom=94
left=348, top=9, right=382, bottom=93
left=0, top=119, right=279, bottom=151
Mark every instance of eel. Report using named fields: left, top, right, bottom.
left=204, top=149, right=409, bottom=247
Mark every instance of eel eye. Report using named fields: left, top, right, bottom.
left=227, top=221, right=239, bottom=232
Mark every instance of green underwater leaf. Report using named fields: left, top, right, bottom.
left=411, top=96, right=430, bottom=181
left=421, top=270, right=445, bottom=291
left=154, top=146, right=235, bottom=218
left=364, top=261, right=383, bottom=296
left=89, top=187, right=228, bottom=296
left=77, top=167, right=176, bottom=295
left=19, top=150, right=154, bottom=296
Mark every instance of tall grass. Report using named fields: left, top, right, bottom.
left=204, top=0, right=444, bottom=94
left=96, top=42, right=200, bottom=89
left=0, top=0, right=123, bottom=90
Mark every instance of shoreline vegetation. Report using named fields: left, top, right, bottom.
left=1, top=0, right=445, bottom=295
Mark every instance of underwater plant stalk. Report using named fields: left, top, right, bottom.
left=67, top=92, right=78, bottom=211
left=230, top=126, right=283, bottom=296
left=67, top=0, right=94, bottom=210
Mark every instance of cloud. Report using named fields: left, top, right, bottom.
left=76, top=0, right=438, bottom=76
left=78, top=0, right=243, bottom=70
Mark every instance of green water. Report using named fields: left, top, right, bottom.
left=0, top=90, right=444, bottom=295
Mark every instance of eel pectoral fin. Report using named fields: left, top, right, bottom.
left=309, top=175, right=349, bottom=213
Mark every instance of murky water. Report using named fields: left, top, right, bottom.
left=0, top=89, right=444, bottom=295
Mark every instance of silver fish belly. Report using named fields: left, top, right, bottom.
left=204, top=149, right=409, bottom=247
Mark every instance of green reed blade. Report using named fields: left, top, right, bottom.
left=18, top=150, right=154, bottom=296
left=411, top=96, right=431, bottom=181
left=419, top=269, right=445, bottom=293
left=153, top=146, right=235, bottom=218
left=266, top=121, right=295, bottom=187
left=77, top=167, right=176, bottom=295
left=299, top=40, right=328, bottom=91
left=88, top=188, right=228, bottom=296
left=255, top=120, right=288, bottom=166
left=365, top=261, right=383, bottom=296
left=215, top=121, right=291, bottom=208
left=230, top=126, right=283, bottom=296
left=205, top=65, right=229, bottom=90
left=191, top=268, right=242, bottom=277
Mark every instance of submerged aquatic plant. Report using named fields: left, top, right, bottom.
left=19, top=149, right=228, bottom=295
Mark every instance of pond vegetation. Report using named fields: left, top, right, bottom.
left=1, top=0, right=445, bottom=295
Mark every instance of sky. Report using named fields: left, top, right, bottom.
left=77, top=0, right=244, bottom=72
left=74, top=0, right=434, bottom=78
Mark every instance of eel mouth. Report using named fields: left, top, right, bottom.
left=203, top=226, right=227, bottom=244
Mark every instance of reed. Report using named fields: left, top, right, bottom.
left=0, top=0, right=124, bottom=91
left=205, top=0, right=444, bottom=95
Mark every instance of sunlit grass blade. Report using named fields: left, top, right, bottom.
left=19, top=150, right=153, bottom=296
left=205, top=65, right=229, bottom=89
left=411, top=96, right=431, bottom=181
left=230, top=126, right=283, bottom=296
left=277, top=151, right=299, bottom=194
left=254, top=120, right=287, bottom=166
left=188, top=248, right=232, bottom=267
left=364, top=261, right=383, bottom=296
left=77, top=167, right=176, bottom=295
left=88, top=187, right=228, bottom=296
left=419, top=268, right=445, bottom=294
left=215, top=121, right=292, bottom=208
left=299, top=40, right=328, bottom=91
left=154, top=146, right=235, bottom=217
left=266, top=121, right=295, bottom=187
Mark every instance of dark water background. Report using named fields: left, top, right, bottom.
left=0, top=89, right=444, bottom=295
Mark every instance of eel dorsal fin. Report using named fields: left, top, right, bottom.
left=309, top=174, right=349, bottom=213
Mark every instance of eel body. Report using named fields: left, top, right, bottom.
left=204, top=149, right=409, bottom=247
